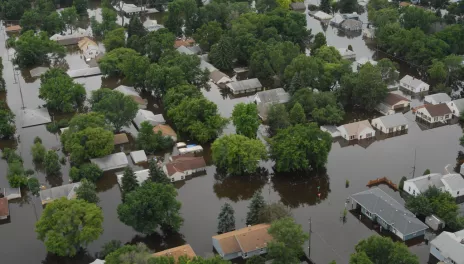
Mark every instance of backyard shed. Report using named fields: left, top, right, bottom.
left=337, top=48, right=356, bottom=59
left=21, top=108, right=51, bottom=128
left=5, top=25, right=21, bottom=33
left=179, top=145, right=203, bottom=155
left=30, top=67, right=49, bottom=78
left=143, top=19, right=164, bottom=32
left=330, top=14, right=344, bottom=26
left=130, top=150, right=147, bottom=164
left=290, top=2, right=306, bottom=10
left=425, top=215, right=445, bottom=231
left=133, top=109, right=166, bottom=129
left=114, top=133, right=129, bottom=145
left=67, top=67, right=102, bottom=78
left=153, top=244, right=196, bottom=261
left=2, top=188, right=21, bottom=200
left=210, top=70, right=232, bottom=88
left=91, top=152, right=129, bottom=171
left=226, top=79, right=263, bottom=95
left=39, top=182, right=81, bottom=205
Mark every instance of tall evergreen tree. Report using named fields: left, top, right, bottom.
left=217, top=202, right=235, bottom=233
left=209, top=36, right=235, bottom=71
left=148, top=160, right=170, bottom=184
left=289, top=103, right=306, bottom=125
left=246, top=191, right=266, bottom=226
left=127, top=15, right=146, bottom=38
left=121, top=167, right=138, bottom=198
left=320, top=0, right=332, bottom=14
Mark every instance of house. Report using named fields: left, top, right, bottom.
left=50, top=28, right=91, bottom=45
left=424, top=93, right=451, bottom=105
left=114, top=85, right=147, bottom=109
left=400, top=75, right=430, bottom=93
left=39, top=182, right=81, bottom=205
left=212, top=224, right=273, bottom=260
left=430, top=229, right=464, bottom=264
left=78, top=37, right=100, bottom=61
left=130, top=150, right=147, bottom=164
left=337, top=120, right=375, bottom=140
left=253, top=88, right=290, bottom=120
left=415, top=103, right=452, bottom=124
left=0, top=196, right=9, bottom=220
left=163, top=156, right=207, bottom=182
left=113, top=2, right=158, bottom=15
left=5, top=25, right=21, bottom=33
left=376, top=92, right=410, bottom=115
left=342, top=12, right=360, bottom=20
left=340, top=19, right=363, bottom=31
left=226, top=79, right=263, bottom=95
left=67, top=67, right=102, bottom=78
left=177, top=45, right=195, bottom=55
left=174, top=38, right=195, bottom=48
left=320, top=125, right=341, bottom=138
left=90, top=152, right=129, bottom=172
left=200, top=60, right=218, bottom=73
left=114, top=133, right=129, bottom=146
left=309, top=11, right=333, bottom=21
left=356, top=57, right=377, bottom=70
left=21, top=108, right=51, bottom=128
left=143, top=19, right=164, bottom=32
left=330, top=14, right=345, bottom=26
left=290, top=2, right=306, bottom=10
left=2, top=188, right=21, bottom=200
left=403, top=173, right=464, bottom=202
left=153, top=124, right=177, bottom=142
left=337, top=48, right=356, bottom=60
left=210, top=70, right=232, bottom=88
left=425, top=214, right=445, bottom=231
left=447, top=98, right=464, bottom=117
left=442, top=173, right=464, bottom=203
left=371, top=113, right=408, bottom=134
left=153, top=244, right=196, bottom=262
left=133, top=109, right=165, bottom=129
left=116, top=169, right=150, bottom=188
left=350, top=187, right=428, bottom=241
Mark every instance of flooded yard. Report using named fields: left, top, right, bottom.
left=0, top=1, right=463, bottom=264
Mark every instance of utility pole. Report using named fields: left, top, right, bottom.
left=308, top=217, right=312, bottom=259
left=412, top=148, right=417, bottom=178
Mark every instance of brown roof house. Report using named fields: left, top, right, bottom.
left=0, top=196, right=9, bottom=220
left=153, top=124, right=178, bottom=142
left=210, top=70, right=232, bottom=88
left=114, top=133, right=129, bottom=146
left=376, top=92, right=411, bottom=115
left=174, top=38, right=195, bottom=48
left=415, top=103, right=452, bottom=124
left=153, top=244, right=196, bottom=262
left=163, top=156, right=206, bottom=182
left=5, top=25, right=21, bottom=33
left=212, top=224, right=273, bottom=260
left=337, top=120, right=376, bottom=141
left=78, top=37, right=101, bottom=61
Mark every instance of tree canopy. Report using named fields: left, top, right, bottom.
left=136, top=121, right=174, bottom=154
left=246, top=191, right=266, bottom=226
left=217, top=202, right=235, bottom=233
left=103, top=27, right=126, bottom=52
left=267, top=217, right=309, bottom=264
left=0, top=102, right=15, bottom=139
left=231, top=103, right=260, bottom=138
left=351, top=236, right=419, bottom=264
left=62, top=127, right=114, bottom=164
left=13, top=30, right=65, bottom=68
left=76, top=179, right=100, bottom=204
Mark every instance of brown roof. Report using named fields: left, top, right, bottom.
left=153, top=124, right=177, bottom=137
left=165, top=156, right=206, bottom=176
left=424, top=103, right=452, bottom=117
left=212, top=224, right=272, bottom=255
left=5, top=25, right=21, bottom=32
left=384, top=93, right=410, bottom=106
left=210, top=70, right=231, bottom=83
left=129, top=95, right=148, bottom=106
left=153, top=244, right=196, bottom=262
left=399, top=1, right=411, bottom=6
left=0, top=197, right=9, bottom=217
left=114, top=133, right=129, bottom=145
left=341, top=120, right=373, bottom=137
left=78, top=37, right=98, bottom=51
left=174, top=38, right=195, bottom=48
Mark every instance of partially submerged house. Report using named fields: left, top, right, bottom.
left=178, top=145, right=203, bottom=155
left=210, top=70, right=232, bottom=88
left=130, top=150, right=147, bottom=164
left=226, top=79, right=263, bottom=95
left=350, top=187, right=428, bottom=241
left=340, top=19, right=363, bottom=31
left=91, top=152, right=129, bottom=172
left=113, top=2, right=158, bottom=15
left=78, top=37, right=101, bottom=61
left=163, top=156, right=207, bottom=182
left=424, top=93, right=451, bottom=105
left=5, top=25, right=21, bottom=33
left=50, top=28, right=91, bottom=45
left=309, top=11, right=333, bottom=21
left=67, top=67, right=102, bottom=78
left=253, top=88, right=290, bottom=120
left=330, top=14, right=344, bottom=26
left=430, top=230, right=464, bottom=264
left=371, top=113, right=408, bottom=134
left=143, top=19, right=164, bottom=32
left=0, top=196, right=9, bottom=220
left=39, top=182, right=81, bottom=205
left=116, top=169, right=150, bottom=188
left=376, top=92, right=410, bottom=115
left=133, top=109, right=165, bottom=129
left=415, top=103, right=452, bottom=124
left=337, top=48, right=356, bottom=60
left=338, top=120, right=375, bottom=140
left=403, top=173, right=464, bottom=202
left=448, top=98, right=464, bottom=117
left=114, top=85, right=147, bottom=109
left=212, top=224, right=273, bottom=260
left=114, top=133, right=129, bottom=146
left=400, top=75, right=430, bottom=93
left=153, top=124, right=177, bottom=142
left=153, top=244, right=196, bottom=262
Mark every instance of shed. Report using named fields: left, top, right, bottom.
left=91, top=152, right=129, bottom=171
left=130, top=150, right=147, bottom=164
left=67, top=67, right=102, bottom=78
left=5, top=25, right=21, bottom=33
left=233, top=67, right=249, bottom=80
left=174, top=38, right=195, bottom=48
left=133, top=109, right=166, bottom=129
left=425, top=215, right=445, bottom=231
left=0, top=197, right=8, bottom=220
left=114, top=133, right=129, bottom=145
left=179, top=145, right=203, bottom=155
left=114, top=85, right=147, bottom=109
left=143, top=19, right=164, bottom=32
left=39, top=182, right=81, bottom=205
left=30, top=67, right=49, bottom=78
left=177, top=45, right=195, bottom=55
left=3, top=188, right=21, bottom=200
left=21, top=108, right=51, bottom=128
left=342, top=12, right=359, bottom=20
left=116, top=169, right=150, bottom=187
left=330, top=14, right=344, bottom=26
left=176, top=142, right=187, bottom=148
left=290, top=2, right=306, bottom=10
left=341, top=19, right=363, bottom=31
left=226, top=79, right=263, bottom=95
left=210, top=70, right=232, bottom=88
left=153, top=124, right=177, bottom=142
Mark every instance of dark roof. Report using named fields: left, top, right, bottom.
left=424, top=103, right=452, bottom=117
left=384, top=93, right=410, bottom=106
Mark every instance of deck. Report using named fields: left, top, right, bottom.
left=366, top=177, right=399, bottom=191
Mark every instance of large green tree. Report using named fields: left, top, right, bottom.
left=246, top=191, right=266, bottom=226
left=353, top=236, right=419, bottom=264
left=42, top=11, right=66, bottom=36
left=400, top=6, right=437, bottom=32
left=117, top=182, right=183, bottom=233
left=165, top=0, right=183, bottom=36
left=73, top=0, right=89, bottom=15
left=145, top=63, right=186, bottom=98
left=1, top=0, right=31, bottom=20
left=76, top=179, right=100, bottom=204
left=121, top=167, right=139, bottom=198
left=270, top=124, right=332, bottom=172
left=127, top=15, right=147, bottom=38
left=311, top=33, right=327, bottom=55
left=212, top=134, right=267, bottom=175
left=209, top=36, right=235, bottom=71
left=217, top=202, right=235, bottom=233
left=99, top=48, right=141, bottom=76
left=70, top=163, right=103, bottom=182
left=63, top=127, right=114, bottom=164
left=289, top=102, right=306, bottom=125
left=338, top=0, right=358, bottom=13
left=163, top=84, right=202, bottom=111
left=136, top=121, right=174, bottom=154
left=0, top=102, right=15, bottom=139
left=44, top=150, right=61, bottom=176
left=193, top=21, right=223, bottom=51
left=103, top=27, right=126, bottom=52
left=139, top=29, right=175, bottom=63
left=231, top=103, right=260, bottom=139
left=61, top=6, right=79, bottom=34
left=148, top=160, right=170, bottom=184
left=258, top=202, right=292, bottom=223
left=91, top=7, right=118, bottom=37
left=267, top=104, right=291, bottom=136
left=267, top=217, right=309, bottom=264
left=35, top=198, right=103, bottom=256
left=19, top=9, right=41, bottom=32
left=13, top=31, right=65, bottom=68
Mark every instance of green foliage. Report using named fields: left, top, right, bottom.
left=148, top=160, right=170, bottom=184
left=2, top=148, right=22, bottom=163
left=246, top=191, right=266, bottom=226
left=36, top=0, right=55, bottom=15
left=145, top=63, right=186, bottom=98
left=99, top=240, right=122, bottom=260
left=127, top=15, right=147, bottom=38
left=270, top=124, right=332, bottom=172
left=289, top=102, right=306, bottom=125
left=159, top=51, right=210, bottom=89
left=121, top=167, right=139, bottom=199
left=258, top=202, right=292, bottom=223
left=46, top=119, right=69, bottom=133
left=163, top=84, right=202, bottom=111
left=337, top=0, right=358, bottom=13
left=400, top=6, right=437, bottom=32
left=217, top=202, right=235, bottom=233
left=31, top=142, right=46, bottom=163
left=19, top=9, right=41, bottom=32
left=256, top=0, right=278, bottom=13
left=65, top=112, right=108, bottom=133
left=90, top=88, right=139, bottom=131
left=267, top=217, right=309, bottom=264
left=1, top=0, right=31, bottom=20
left=0, top=102, right=16, bottom=139
left=117, top=182, right=183, bottom=233
left=35, top=198, right=103, bottom=257
left=276, top=0, right=291, bottom=9
left=91, top=7, right=118, bottom=37
left=12, top=31, right=65, bottom=68
left=193, top=21, right=223, bottom=51
left=267, top=104, right=291, bottom=136
left=139, top=29, right=175, bottom=62
left=320, top=0, right=332, bottom=13
left=103, top=28, right=126, bottom=52
left=120, top=53, right=150, bottom=87
left=428, top=59, right=447, bottom=83
left=231, top=103, right=260, bottom=138
left=27, top=177, right=41, bottom=196
left=212, top=134, right=267, bottom=175
left=136, top=122, right=174, bottom=154
left=73, top=0, right=89, bottom=15
left=70, top=163, right=103, bottom=182
left=76, top=179, right=99, bottom=204
left=7, top=160, right=28, bottom=187
left=42, top=11, right=66, bottom=36
left=311, top=33, right=327, bottom=54
left=250, top=41, right=300, bottom=80
left=99, top=48, right=141, bottom=76
left=377, top=58, right=399, bottom=85
left=106, top=243, right=151, bottom=264
left=246, top=256, right=266, bottom=264
left=44, top=150, right=61, bottom=176
left=423, top=169, right=431, bottom=175
left=61, top=6, right=79, bottom=33
left=353, top=236, right=419, bottom=264
left=209, top=36, right=235, bottom=71
left=39, top=68, right=86, bottom=112
left=165, top=0, right=184, bottom=36
left=63, top=127, right=114, bottom=164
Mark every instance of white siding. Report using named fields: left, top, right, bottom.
left=430, top=245, right=445, bottom=262
left=358, top=127, right=375, bottom=140
left=416, top=109, right=452, bottom=124
left=403, top=181, right=422, bottom=196
left=447, top=101, right=461, bottom=117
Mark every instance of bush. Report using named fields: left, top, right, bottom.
left=70, top=167, right=80, bottom=182
left=34, top=136, right=42, bottom=144
left=60, top=157, right=67, bottom=165
left=8, top=174, right=28, bottom=187
left=28, top=177, right=41, bottom=196
left=31, top=142, right=46, bottom=163
left=46, top=119, right=69, bottom=133
left=99, top=240, right=122, bottom=259
left=399, top=176, right=407, bottom=191
left=44, top=150, right=61, bottom=176
left=2, top=148, right=23, bottom=163
left=70, top=163, right=103, bottom=182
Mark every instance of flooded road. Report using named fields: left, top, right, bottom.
left=0, top=1, right=463, bottom=264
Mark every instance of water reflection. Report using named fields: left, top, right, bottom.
left=129, top=231, right=186, bottom=252
left=213, top=171, right=268, bottom=202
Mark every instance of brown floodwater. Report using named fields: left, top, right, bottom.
left=0, top=1, right=462, bottom=264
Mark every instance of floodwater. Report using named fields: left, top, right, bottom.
left=0, top=1, right=463, bottom=264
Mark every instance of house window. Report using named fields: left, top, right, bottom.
left=434, top=117, right=438, bottom=121
left=171, top=178, right=174, bottom=182
left=181, top=176, right=184, bottom=180
left=244, top=253, right=248, bottom=258
left=445, top=114, right=450, bottom=119
left=350, top=135, right=355, bottom=140
left=458, top=191, right=460, bottom=195
left=413, top=190, right=415, bottom=195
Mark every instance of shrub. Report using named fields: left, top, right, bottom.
left=28, top=177, right=41, bottom=196
left=33, top=136, right=42, bottom=144
left=70, top=163, right=103, bottom=182
left=31, top=142, right=46, bottom=163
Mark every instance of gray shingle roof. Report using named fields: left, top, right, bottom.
left=400, top=75, right=427, bottom=89
left=351, top=188, right=428, bottom=236
left=226, top=79, right=262, bottom=92
left=405, top=173, right=444, bottom=193
left=67, top=67, right=102, bottom=78
left=177, top=46, right=195, bottom=55
left=452, top=98, right=464, bottom=113
left=430, top=230, right=464, bottom=264
left=133, top=109, right=165, bottom=128
left=21, top=108, right=51, bottom=128
left=376, top=113, right=408, bottom=128
left=255, top=88, right=290, bottom=105
left=441, top=174, right=464, bottom=192
left=424, top=93, right=451, bottom=104
left=39, top=182, right=81, bottom=204
left=90, top=152, right=129, bottom=172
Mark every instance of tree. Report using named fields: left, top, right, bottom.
left=246, top=256, right=266, bottom=264
left=61, top=7, right=79, bottom=34
left=121, top=167, right=139, bottom=197
left=106, top=243, right=152, bottom=264
left=258, top=202, right=292, bottom=223
left=209, top=36, right=235, bottom=71
left=350, top=63, right=388, bottom=111
left=90, top=88, right=138, bottom=131
left=354, top=236, right=419, bottom=264
left=36, top=0, right=55, bottom=15
left=0, top=102, right=16, bottom=139
left=256, top=0, right=278, bottom=13
left=44, top=150, right=61, bottom=176
left=270, top=124, right=332, bottom=172
left=212, top=135, right=267, bottom=175
left=289, top=103, right=306, bottom=125
left=349, top=251, right=373, bottom=264
left=7, top=160, right=28, bottom=187
left=231, top=103, right=260, bottom=139
left=65, top=112, right=109, bottom=133
left=19, top=10, right=41, bottom=32
left=73, top=0, right=89, bottom=15
left=63, top=127, right=114, bottom=164
left=39, top=68, right=86, bottom=112
left=311, top=33, right=327, bottom=54
left=1, top=0, right=31, bottom=20
left=400, top=6, right=437, bottom=32
left=148, top=160, right=170, bottom=184
left=136, top=121, right=174, bottom=154
left=127, top=15, right=147, bottom=38
left=423, top=169, right=431, bottom=175
left=104, top=28, right=126, bottom=52
left=338, top=0, right=358, bottom=13
left=159, top=51, right=209, bottom=89
left=246, top=191, right=266, bottom=226
left=145, top=64, right=186, bottom=98
left=320, top=0, right=332, bottom=14
left=140, top=29, right=175, bottom=63
left=42, top=11, right=66, bottom=36
left=31, top=142, right=46, bottom=163
left=120, top=53, right=150, bottom=87
left=99, top=240, right=122, bottom=259
left=35, top=198, right=103, bottom=256
left=267, top=104, right=290, bottom=136
left=376, top=59, right=399, bottom=85
left=91, top=7, right=118, bottom=37
left=69, top=163, right=103, bottom=182
left=165, top=0, right=183, bottom=36
left=117, top=182, right=183, bottom=233
left=276, top=0, right=291, bottom=9
left=398, top=176, right=407, bottom=191
left=193, top=21, right=223, bottom=51
left=428, top=59, right=447, bottom=83
left=267, top=217, right=309, bottom=264
left=163, top=84, right=202, bottom=111
left=99, top=48, right=141, bottom=76
left=13, top=31, right=65, bottom=68
left=28, top=177, right=41, bottom=196
left=76, top=179, right=99, bottom=204
left=217, top=202, right=235, bottom=233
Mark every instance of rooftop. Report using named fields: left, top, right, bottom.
left=255, top=88, right=290, bottom=105
left=424, top=93, right=451, bottom=104
left=133, top=109, right=165, bottom=129
left=340, top=19, right=363, bottom=31
left=165, top=156, right=206, bottom=176
left=400, top=75, right=428, bottom=88
left=357, top=57, right=378, bottom=66
left=210, top=70, right=232, bottom=84
left=116, top=169, right=150, bottom=187
left=290, top=2, right=306, bottom=10
left=143, top=19, right=164, bottom=32
left=441, top=173, right=464, bottom=192
left=384, top=92, right=410, bottom=106
left=424, top=103, right=452, bottom=117
left=212, top=224, right=272, bottom=255
left=430, top=230, right=464, bottom=264
left=451, top=98, right=464, bottom=113
left=174, top=38, right=195, bottom=48
left=152, top=244, right=196, bottom=262
left=130, top=150, right=147, bottom=164
left=114, top=133, right=129, bottom=145
left=91, top=152, right=129, bottom=172
left=226, top=79, right=262, bottom=92
left=153, top=124, right=177, bottom=138
left=0, top=197, right=8, bottom=218
left=339, top=120, right=373, bottom=137
left=67, top=67, right=102, bottom=78
left=374, top=113, right=408, bottom=128
left=404, top=173, right=444, bottom=192
left=5, top=25, right=21, bottom=32
left=39, top=182, right=81, bottom=205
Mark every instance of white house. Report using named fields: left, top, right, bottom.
left=163, top=156, right=206, bottom=182
left=403, top=173, right=464, bottom=202
left=78, top=37, right=101, bottom=61
left=441, top=173, right=464, bottom=202
left=430, top=229, right=464, bottom=264
left=424, top=93, right=451, bottom=105
left=415, top=103, right=452, bottom=124
left=447, top=98, right=464, bottom=117
left=371, top=113, right=408, bottom=133
left=133, top=109, right=165, bottom=129
left=376, top=92, right=410, bottom=115
left=337, top=120, right=375, bottom=140
left=337, top=48, right=356, bottom=60
left=400, top=75, right=430, bottom=93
